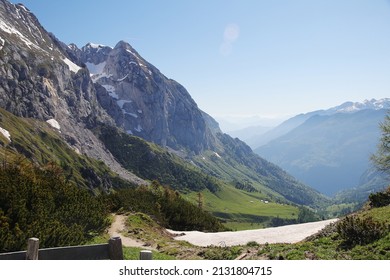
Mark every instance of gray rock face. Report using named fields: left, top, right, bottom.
left=78, top=41, right=216, bottom=153
left=0, top=0, right=146, bottom=185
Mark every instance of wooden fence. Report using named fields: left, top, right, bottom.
left=0, top=237, right=153, bottom=260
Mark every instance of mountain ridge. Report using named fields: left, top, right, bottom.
left=255, top=104, right=388, bottom=197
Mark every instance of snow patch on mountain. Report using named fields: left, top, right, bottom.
left=88, top=43, right=108, bottom=49
left=63, top=57, right=81, bottom=73
left=0, top=36, right=4, bottom=50
left=0, top=17, right=35, bottom=49
left=86, top=61, right=106, bottom=75
left=117, top=100, right=132, bottom=109
left=46, top=119, right=61, bottom=130
left=125, top=112, right=138, bottom=118
left=0, top=126, right=11, bottom=142
left=101, top=85, right=118, bottom=99
left=329, top=98, right=390, bottom=114
left=134, top=124, right=143, bottom=132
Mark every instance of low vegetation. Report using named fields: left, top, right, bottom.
left=111, top=187, right=390, bottom=260
left=95, top=124, right=220, bottom=193
left=105, top=182, right=226, bottom=232
left=0, top=162, right=109, bottom=253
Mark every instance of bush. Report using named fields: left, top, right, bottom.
left=105, top=184, right=226, bottom=232
left=0, top=163, right=109, bottom=252
left=337, top=215, right=388, bottom=247
left=369, top=187, right=390, bottom=208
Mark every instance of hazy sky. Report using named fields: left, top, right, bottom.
left=15, top=0, right=390, bottom=123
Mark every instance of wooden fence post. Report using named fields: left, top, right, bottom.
left=140, top=250, right=152, bottom=260
left=26, top=238, right=39, bottom=260
left=108, top=236, right=123, bottom=260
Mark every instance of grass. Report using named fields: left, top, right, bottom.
left=185, top=185, right=299, bottom=229
left=123, top=247, right=176, bottom=260
left=254, top=205, right=390, bottom=260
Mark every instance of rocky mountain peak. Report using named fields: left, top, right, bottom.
left=80, top=43, right=112, bottom=65
left=77, top=39, right=216, bottom=153
left=329, top=98, right=390, bottom=113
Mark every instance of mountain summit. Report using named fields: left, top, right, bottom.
left=327, top=98, right=390, bottom=114
left=67, top=41, right=216, bottom=154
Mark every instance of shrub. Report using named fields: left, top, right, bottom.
left=369, top=187, right=390, bottom=208
left=337, top=215, right=388, bottom=247
left=0, top=163, right=109, bottom=252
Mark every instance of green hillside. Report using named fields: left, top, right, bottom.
left=0, top=109, right=315, bottom=231
left=255, top=189, right=390, bottom=260
left=0, top=108, right=127, bottom=193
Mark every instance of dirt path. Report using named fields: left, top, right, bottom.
left=108, top=214, right=152, bottom=249
left=167, top=218, right=338, bottom=247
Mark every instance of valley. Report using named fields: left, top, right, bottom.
left=0, top=0, right=389, bottom=260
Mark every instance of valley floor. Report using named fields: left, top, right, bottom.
left=167, top=219, right=338, bottom=247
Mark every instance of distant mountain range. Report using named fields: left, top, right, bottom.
left=254, top=98, right=389, bottom=197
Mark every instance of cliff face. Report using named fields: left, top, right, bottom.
left=77, top=41, right=216, bottom=153
left=0, top=1, right=145, bottom=185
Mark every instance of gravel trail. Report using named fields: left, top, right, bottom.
left=108, top=214, right=153, bottom=249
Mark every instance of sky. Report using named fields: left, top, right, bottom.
left=13, top=0, right=390, bottom=127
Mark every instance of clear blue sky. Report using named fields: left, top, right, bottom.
left=14, top=0, right=390, bottom=124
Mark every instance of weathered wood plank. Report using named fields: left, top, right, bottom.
left=0, top=237, right=125, bottom=260
left=0, top=251, right=26, bottom=260
left=38, top=244, right=110, bottom=260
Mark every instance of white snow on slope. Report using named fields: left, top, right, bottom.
left=63, top=57, right=81, bottom=73
left=46, top=119, right=61, bottom=130
left=330, top=98, right=390, bottom=114
left=0, top=18, right=35, bottom=49
left=117, top=100, right=132, bottom=109
left=102, top=85, right=118, bottom=99
left=0, top=127, right=11, bottom=142
left=0, top=36, right=4, bottom=50
left=85, top=61, right=106, bottom=75
left=168, top=219, right=338, bottom=247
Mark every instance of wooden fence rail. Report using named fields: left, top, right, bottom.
left=0, top=237, right=153, bottom=260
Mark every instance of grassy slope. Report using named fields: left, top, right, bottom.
left=0, top=108, right=127, bottom=192
left=95, top=124, right=303, bottom=228
left=254, top=205, right=390, bottom=260
left=185, top=185, right=298, bottom=230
